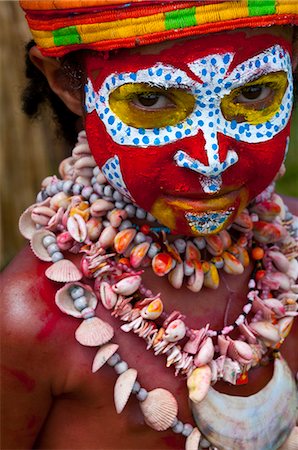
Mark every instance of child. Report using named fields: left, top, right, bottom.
left=2, top=1, right=298, bottom=449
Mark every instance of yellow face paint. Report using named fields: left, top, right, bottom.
left=220, top=71, right=288, bottom=125
left=109, top=83, right=195, bottom=128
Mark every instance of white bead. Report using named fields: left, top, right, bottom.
left=70, top=285, right=85, bottom=299
left=114, top=361, right=128, bottom=374
left=182, top=423, right=193, bottom=437
left=51, top=252, right=64, bottom=262
left=136, top=388, right=148, bottom=401
left=124, top=205, right=136, bottom=218
left=135, top=232, right=146, bottom=244
left=43, top=235, right=56, bottom=247
left=200, top=438, right=211, bottom=448
left=136, top=208, right=146, bottom=219
left=172, top=420, right=183, bottom=434
left=174, top=238, right=186, bottom=253
left=132, top=381, right=141, bottom=394
left=115, top=201, right=125, bottom=209
left=107, top=353, right=120, bottom=367
left=47, top=243, right=60, bottom=256
left=74, top=296, right=88, bottom=311
left=119, top=220, right=133, bottom=230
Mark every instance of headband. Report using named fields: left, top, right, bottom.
left=20, top=1, right=298, bottom=57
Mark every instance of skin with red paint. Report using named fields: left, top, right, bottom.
left=84, top=31, right=293, bottom=234
left=1, top=29, right=298, bottom=449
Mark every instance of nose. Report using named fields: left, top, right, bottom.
left=173, top=127, right=238, bottom=193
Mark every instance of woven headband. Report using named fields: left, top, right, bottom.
left=20, top=0, right=298, bottom=57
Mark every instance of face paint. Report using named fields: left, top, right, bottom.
left=84, top=31, right=293, bottom=236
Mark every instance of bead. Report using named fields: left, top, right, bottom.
left=43, top=235, right=56, bottom=248
left=89, top=193, right=100, bottom=203
left=91, top=176, right=97, bottom=185
left=70, top=285, right=85, bottom=299
left=172, top=420, right=183, bottom=434
left=136, top=387, right=148, bottom=401
left=171, top=417, right=178, bottom=428
left=146, top=212, right=156, bottom=222
left=115, top=201, right=125, bottom=209
left=124, top=205, right=136, bottom=218
left=73, top=184, right=83, bottom=195
left=194, top=237, right=206, bottom=249
left=36, top=192, right=43, bottom=203
left=134, top=232, right=146, bottom=244
left=74, top=296, right=88, bottom=311
left=182, top=423, right=194, bottom=437
left=57, top=180, right=64, bottom=191
left=248, top=279, right=256, bottom=289
left=107, top=353, right=121, bottom=367
left=148, top=243, right=160, bottom=258
left=41, top=190, right=49, bottom=201
left=119, top=220, right=133, bottom=230
left=51, top=252, right=64, bottom=262
left=93, top=183, right=104, bottom=195
left=136, top=208, right=146, bottom=220
left=200, top=438, right=211, bottom=448
left=174, top=238, right=186, bottom=253
left=132, top=381, right=141, bottom=394
left=46, top=185, right=53, bottom=196
left=140, top=224, right=150, bottom=235
left=113, top=191, right=123, bottom=201
left=47, top=243, right=60, bottom=256
left=93, top=166, right=100, bottom=176
left=81, top=186, right=93, bottom=199
left=63, top=180, right=73, bottom=194
left=252, top=247, right=264, bottom=260
left=104, top=185, right=114, bottom=198
left=114, top=361, right=129, bottom=374
left=255, top=269, right=266, bottom=281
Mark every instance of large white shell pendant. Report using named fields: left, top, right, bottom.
left=190, top=358, right=298, bottom=450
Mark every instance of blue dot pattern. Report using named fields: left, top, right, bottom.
left=185, top=210, right=233, bottom=234
left=101, top=155, right=134, bottom=201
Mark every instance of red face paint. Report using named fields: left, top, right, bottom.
left=84, top=31, right=293, bottom=235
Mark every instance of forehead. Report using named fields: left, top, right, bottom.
left=84, top=29, right=292, bottom=76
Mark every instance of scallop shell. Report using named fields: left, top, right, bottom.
left=75, top=317, right=114, bottom=346
left=55, top=282, right=97, bottom=317
left=30, top=229, right=56, bottom=262
left=279, top=426, right=298, bottom=450
left=139, top=388, right=178, bottom=431
left=92, top=343, right=119, bottom=373
left=185, top=427, right=201, bottom=450
left=114, top=368, right=138, bottom=414
left=187, top=365, right=212, bottom=403
left=19, top=204, right=38, bottom=239
left=45, top=259, right=83, bottom=282
left=191, top=359, right=297, bottom=450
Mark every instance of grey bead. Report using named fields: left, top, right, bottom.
left=81, top=186, right=93, bottom=199
left=36, top=192, right=43, bottom=203
left=136, top=208, right=146, bottom=220
left=57, top=180, right=64, bottom=191
left=182, top=423, right=193, bottom=437
left=43, top=235, right=56, bottom=248
left=132, top=381, right=141, bottom=394
left=93, top=183, right=104, bottom=195
left=104, top=185, right=114, bottom=198
left=194, top=237, right=206, bottom=250
left=136, top=388, right=148, bottom=402
left=122, top=196, right=131, bottom=203
left=93, top=166, right=100, bottom=176
left=146, top=212, right=156, bottom=222
left=200, top=438, right=211, bottom=448
left=70, top=285, right=85, bottom=299
left=46, top=185, right=53, bottom=196
left=115, top=201, right=125, bottom=209
left=119, top=220, right=133, bottom=231
left=124, top=205, right=136, bottom=218
left=63, top=180, right=74, bottom=194
left=41, top=190, right=49, bottom=201
left=107, top=353, right=121, bottom=367
left=74, top=296, right=88, bottom=311
left=171, top=417, right=178, bottom=428
left=47, top=243, right=60, bottom=256
left=51, top=184, right=59, bottom=195
left=134, top=232, right=146, bottom=244
left=91, top=176, right=97, bottom=185
left=73, top=184, right=83, bottom=195
left=113, top=191, right=123, bottom=201
left=114, top=361, right=128, bottom=374
left=184, top=261, right=194, bottom=276
left=51, top=252, right=64, bottom=262
left=89, top=193, right=100, bottom=203
left=172, top=420, right=183, bottom=434
left=147, top=244, right=159, bottom=258
left=174, top=238, right=186, bottom=253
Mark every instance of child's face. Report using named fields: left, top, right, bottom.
left=83, top=29, right=293, bottom=235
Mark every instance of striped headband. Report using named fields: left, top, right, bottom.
left=20, top=0, right=298, bottom=57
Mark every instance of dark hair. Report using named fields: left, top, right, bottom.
left=22, top=40, right=83, bottom=146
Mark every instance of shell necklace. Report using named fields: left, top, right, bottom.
left=19, top=131, right=298, bottom=450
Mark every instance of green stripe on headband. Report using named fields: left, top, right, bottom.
left=165, top=7, right=197, bottom=30
left=53, top=25, right=81, bottom=46
left=248, top=0, right=276, bottom=16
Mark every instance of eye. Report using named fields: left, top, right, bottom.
left=132, top=92, right=175, bottom=110
left=234, top=85, right=272, bottom=103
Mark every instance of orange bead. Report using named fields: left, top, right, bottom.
left=252, top=247, right=264, bottom=260
left=255, top=269, right=266, bottom=281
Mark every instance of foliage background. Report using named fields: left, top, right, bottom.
left=0, top=1, right=297, bottom=268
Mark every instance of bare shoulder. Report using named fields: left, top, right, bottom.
left=0, top=247, right=95, bottom=448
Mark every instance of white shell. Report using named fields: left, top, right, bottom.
left=45, top=259, right=83, bottom=282
left=55, top=282, right=97, bottom=318
left=187, top=365, right=212, bottom=403
left=114, top=368, right=137, bottom=414
left=191, top=359, right=297, bottom=450
left=112, top=275, right=141, bottom=296
left=168, top=263, right=184, bottom=289
left=75, top=317, right=114, bottom=346
left=99, top=281, right=118, bottom=310
left=164, top=319, right=186, bottom=342
left=92, top=343, right=119, bottom=373
left=185, top=427, right=201, bottom=450
left=140, top=388, right=178, bottom=431
left=249, top=320, right=280, bottom=346
left=30, top=229, right=56, bottom=261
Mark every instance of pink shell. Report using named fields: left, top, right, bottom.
left=251, top=200, right=281, bottom=222
left=227, top=338, right=253, bottom=365
left=140, top=388, right=178, bottom=431
left=30, top=229, right=56, bottom=262
left=75, top=317, right=114, bottom=346
left=232, top=210, right=253, bottom=232
left=112, top=275, right=141, bottom=296
left=194, top=337, right=215, bottom=367
left=55, top=282, right=97, bottom=318
left=45, top=259, right=83, bottom=282
left=92, top=343, right=119, bottom=373
left=99, top=281, right=118, bottom=310
left=130, top=242, right=150, bottom=268
left=109, top=209, right=128, bottom=228
left=218, top=230, right=232, bottom=250
left=114, top=368, right=138, bottom=414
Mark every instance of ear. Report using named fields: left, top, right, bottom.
left=29, top=46, right=83, bottom=116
